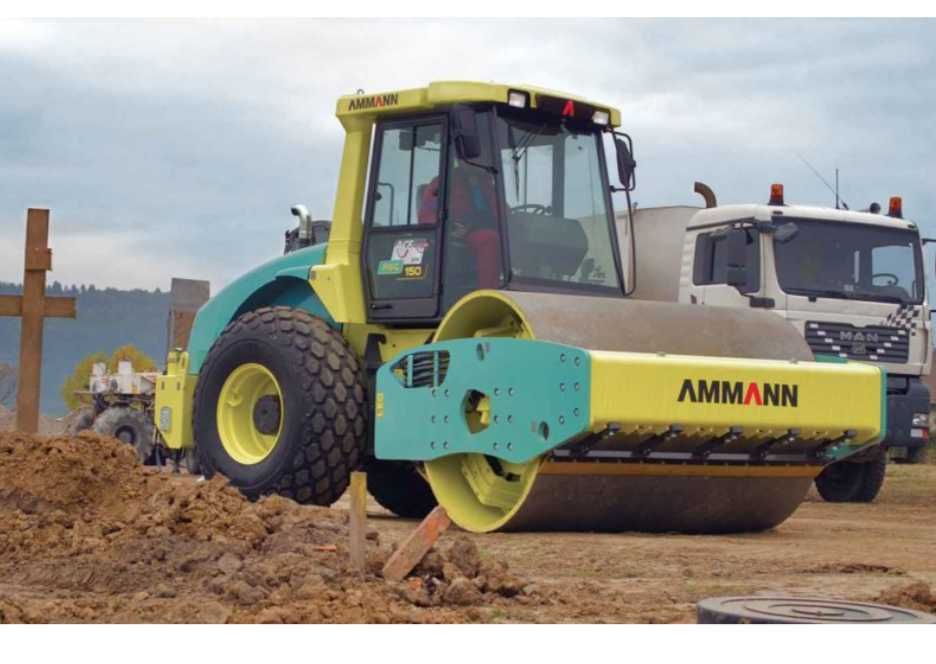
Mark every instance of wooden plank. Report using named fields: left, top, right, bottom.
left=381, top=505, right=451, bottom=582
left=1, top=295, right=74, bottom=319
left=0, top=295, right=23, bottom=317
left=348, top=471, right=368, bottom=573
left=43, top=296, right=77, bottom=319
left=15, top=209, right=50, bottom=433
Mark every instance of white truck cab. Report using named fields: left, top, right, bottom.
left=623, top=185, right=932, bottom=490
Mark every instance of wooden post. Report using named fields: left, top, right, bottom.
left=382, top=506, right=451, bottom=582
left=0, top=209, right=76, bottom=433
left=348, top=471, right=367, bottom=573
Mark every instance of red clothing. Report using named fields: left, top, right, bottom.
left=417, top=172, right=500, bottom=288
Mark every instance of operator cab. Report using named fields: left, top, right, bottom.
left=361, top=92, right=636, bottom=323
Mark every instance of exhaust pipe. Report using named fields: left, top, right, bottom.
left=694, top=182, right=717, bottom=209
left=291, top=204, right=313, bottom=242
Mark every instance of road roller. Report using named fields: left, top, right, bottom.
left=154, top=81, right=886, bottom=534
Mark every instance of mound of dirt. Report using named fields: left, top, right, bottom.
left=0, top=432, right=538, bottom=623
left=876, top=581, right=936, bottom=614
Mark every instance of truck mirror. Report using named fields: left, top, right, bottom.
left=452, top=105, right=482, bottom=160
left=774, top=222, right=799, bottom=244
left=398, top=130, right=414, bottom=151
left=614, top=132, right=636, bottom=191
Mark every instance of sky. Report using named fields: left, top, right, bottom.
left=1, top=18, right=935, bottom=291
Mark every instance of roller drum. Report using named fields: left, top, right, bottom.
left=425, top=290, right=822, bottom=534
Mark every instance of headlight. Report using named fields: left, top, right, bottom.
left=507, top=90, right=529, bottom=108
left=912, top=413, right=929, bottom=428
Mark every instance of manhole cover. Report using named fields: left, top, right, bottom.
left=697, top=596, right=936, bottom=624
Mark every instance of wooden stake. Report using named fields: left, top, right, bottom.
left=348, top=471, right=367, bottom=573
left=0, top=209, right=76, bottom=433
left=381, top=505, right=451, bottom=582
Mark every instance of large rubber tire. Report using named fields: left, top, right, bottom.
left=66, top=406, right=96, bottom=435
left=93, top=406, right=155, bottom=463
left=815, top=454, right=887, bottom=503
left=854, top=453, right=887, bottom=503
left=814, top=461, right=865, bottom=502
left=193, top=306, right=367, bottom=506
left=366, top=460, right=437, bottom=519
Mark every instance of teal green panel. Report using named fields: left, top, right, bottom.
left=186, top=244, right=333, bottom=373
left=375, top=338, right=591, bottom=464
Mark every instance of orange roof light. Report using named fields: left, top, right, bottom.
left=769, top=183, right=784, bottom=206
left=888, top=196, right=903, bottom=219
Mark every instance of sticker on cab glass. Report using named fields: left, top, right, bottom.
left=404, top=265, right=423, bottom=278
left=391, top=238, right=429, bottom=265
left=377, top=259, right=404, bottom=275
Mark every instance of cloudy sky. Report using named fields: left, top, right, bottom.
left=1, top=18, right=935, bottom=290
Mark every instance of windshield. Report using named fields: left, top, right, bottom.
left=773, top=218, right=924, bottom=304
left=492, top=111, right=621, bottom=293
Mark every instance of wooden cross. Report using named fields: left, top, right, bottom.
left=0, top=209, right=76, bottom=433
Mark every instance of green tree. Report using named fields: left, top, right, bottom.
left=60, top=345, right=158, bottom=411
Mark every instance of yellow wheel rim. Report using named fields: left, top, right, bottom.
left=216, top=362, right=284, bottom=465
left=424, top=289, right=543, bottom=532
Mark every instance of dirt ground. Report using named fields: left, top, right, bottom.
left=1, top=431, right=935, bottom=623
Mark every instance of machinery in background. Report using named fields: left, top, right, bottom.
left=621, top=183, right=932, bottom=503
left=68, top=360, right=158, bottom=463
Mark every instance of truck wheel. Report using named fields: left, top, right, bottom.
left=365, top=460, right=437, bottom=519
left=93, top=406, right=155, bottom=463
left=193, top=306, right=367, bottom=506
left=854, top=452, right=887, bottom=503
left=66, top=406, right=96, bottom=435
left=814, top=461, right=864, bottom=502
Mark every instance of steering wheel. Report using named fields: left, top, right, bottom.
left=511, top=203, right=549, bottom=215
left=872, top=272, right=899, bottom=287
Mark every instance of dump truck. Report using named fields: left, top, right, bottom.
left=622, top=184, right=931, bottom=503
left=155, top=81, right=886, bottom=534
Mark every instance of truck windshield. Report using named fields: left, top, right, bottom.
left=773, top=218, right=924, bottom=304
left=492, top=110, right=621, bottom=293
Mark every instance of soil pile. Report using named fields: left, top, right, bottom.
left=0, top=432, right=538, bottom=623
left=877, top=581, right=936, bottom=614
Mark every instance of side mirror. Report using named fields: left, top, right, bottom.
left=614, top=132, right=636, bottom=191
left=774, top=221, right=799, bottom=244
left=451, top=105, right=482, bottom=160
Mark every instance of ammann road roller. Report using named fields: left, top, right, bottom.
left=155, top=81, right=885, bottom=533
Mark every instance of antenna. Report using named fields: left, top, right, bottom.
left=795, top=153, right=849, bottom=210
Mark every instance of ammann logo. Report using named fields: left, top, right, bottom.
left=348, top=93, right=400, bottom=111
left=677, top=379, right=798, bottom=407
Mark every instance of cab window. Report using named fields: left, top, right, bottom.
left=364, top=119, right=444, bottom=316
left=693, top=227, right=760, bottom=293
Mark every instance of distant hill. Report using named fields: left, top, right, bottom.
left=0, top=282, right=171, bottom=416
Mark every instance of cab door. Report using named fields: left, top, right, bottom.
left=690, top=224, right=763, bottom=307
left=362, top=116, right=447, bottom=322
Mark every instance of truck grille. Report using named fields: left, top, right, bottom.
left=805, top=321, right=909, bottom=364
